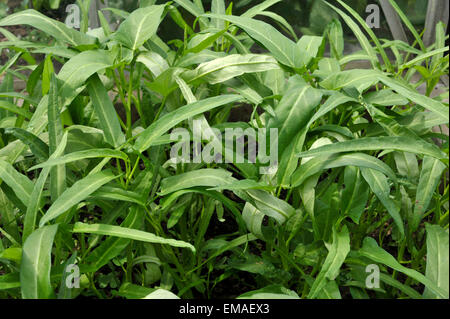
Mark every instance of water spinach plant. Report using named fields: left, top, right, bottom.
left=0, top=0, right=448, bottom=299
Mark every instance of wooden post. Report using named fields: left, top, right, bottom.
left=379, top=0, right=408, bottom=43
left=88, top=0, right=110, bottom=29
left=423, top=0, right=449, bottom=46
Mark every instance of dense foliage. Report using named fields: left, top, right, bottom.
left=0, top=0, right=448, bottom=299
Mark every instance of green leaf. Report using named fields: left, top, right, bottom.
left=0, top=92, right=38, bottom=106
left=0, top=53, right=21, bottom=79
left=113, top=5, right=165, bottom=51
left=0, top=100, right=33, bottom=119
left=411, top=157, right=447, bottom=232
left=0, top=9, right=95, bottom=47
left=401, top=47, right=449, bottom=69
left=320, top=69, right=379, bottom=92
left=134, top=94, right=241, bottom=152
left=195, top=233, right=257, bottom=270
left=360, top=237, right=448, bottom=299
left=48, top=74, right=66, bottom=202
left=379, top=272, right=422, bottom=299
left=87, top=74, right=126, bottom=148
left=277, top=92, right=356, bottom=188
left=363, top=89, right=409, bottom=106
left=173, top=0, right=204, bottom=17
left=73, top=222, right=195, bottom=253
left=244, top=189, right=296, bottom=225
left=341, top=166, right=369, bottom=224
left=117, top=282, right=154, bottom=299
left=137, top=51, right=169, bottom=78
left=30, top=149, right=128, bottom=170
left=325, top=2, right=378, bottom=68
left=257, top=11, right=298, bottom=41
left=268, top=76, right=323, bottom=154
left=296, top=35, right=324, bottom=63
left=387, top=0, right=425, bottom=51
left=23, top=132, right=68, bottom=242
left=0, top=94, right=49, bottom=164
left=57, top=50, right=115, bottom=105
left=208, top=179, right=274, bottom=191
left=291, top=152, right=397, bottom=188
left=159, top=168, right=234, bottom=196
left=325, top=19, right=344, bottom=60
left=42, top=54, right=54, bottom=95
left=241, top=0, right=281, bottom=18
left=423, top=224, right=449, bottom=299
left=20, top=225, right=59, bottom=299
left=377, top=75, right=449, bottom=122
left=0, top=247, right=22, bottom=263
left=335, top=0, right=391, bottom=71
left=211, top=0, right=226, bottom=29
left=204, top=14, right=304, bottom=69
left=57, top=252, right=78, bottom=299
left=361, top=167, right=404, bottom=237
left=84, top=205, right=143, bottom=272
left=242, top=202, right=265, bottom=240
left=90, top=186, right=146, bottom=206
left=39, top=170, right=119, bottom=226
left=183, top=54, right=280, bottom=85
left=4, top=128, right=49, bottom=162
left=308, top=226, right=350, bottom=298
left=0, top=159, right=34, bottom=207
left=297, top=136, right=446, bottom=160
left=0, top=273, right=20, bottom=290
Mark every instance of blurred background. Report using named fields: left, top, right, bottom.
left=0, top=0, right=443, bottom=40
left=0, top=0, right=448, bottom=70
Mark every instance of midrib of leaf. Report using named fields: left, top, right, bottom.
left=74, top=223, right=195, bottom=251
left=132, top=11, right=155, bottom=51
left=297, top=137, right=446, bottom=159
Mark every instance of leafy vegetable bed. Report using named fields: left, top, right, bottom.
left=0, top=0, right=448, bottom=299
